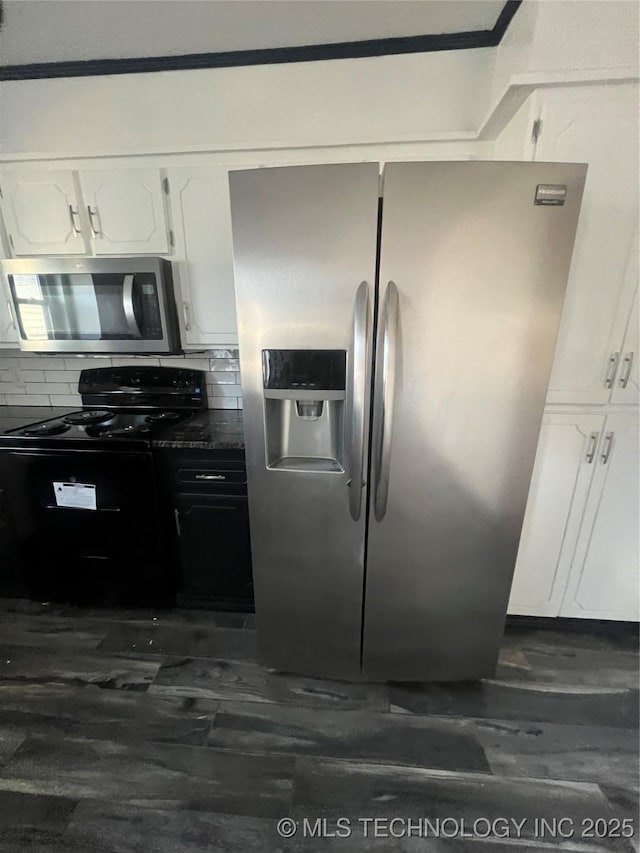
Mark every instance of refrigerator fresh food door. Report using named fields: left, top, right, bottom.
left=363, top=161, right=587, bottom=681
left=229, top=163, right=379, bottom=679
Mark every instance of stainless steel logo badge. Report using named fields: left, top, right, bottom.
left=534, top=184, right=567, bottom=206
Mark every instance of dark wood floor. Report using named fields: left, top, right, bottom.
left=0, top=599, right=637, bottom=852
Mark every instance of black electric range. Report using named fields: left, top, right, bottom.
left=0, top=366, right=207, bottom=606
left=0, top=365, right=206, bottom=451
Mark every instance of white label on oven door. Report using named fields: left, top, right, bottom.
left=53, top=482, right=97, bottom=511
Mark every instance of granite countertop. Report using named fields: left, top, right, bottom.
left=152, top=410, right=245, bottom=451
left=0, top=405, right=80, bottom=435
left=0, top=405, right=245, bottom=451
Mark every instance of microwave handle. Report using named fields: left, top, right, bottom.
left=123, top=274, right=142, bottom=338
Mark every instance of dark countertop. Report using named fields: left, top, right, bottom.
left=0, top=405, right=80, bottom=435
left=152, top=410, right=245, bottom=451
left=0, top=406, right=245, bottom=451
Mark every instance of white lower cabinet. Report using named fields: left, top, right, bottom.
left=508, top=413, right=605, bottom=617
left=167, top=167, right=239, bottom=347
left=560, top=413, right=639, bottom=621
left=510, top=411, right=639, bottom=621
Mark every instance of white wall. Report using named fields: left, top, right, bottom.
left=491, top=0, right=639, bottom=104
left=0, top=1, right=637, bottom=160
left=529, top=0, right=640, bottom=74
left=0, top=50, right=493, bottom=159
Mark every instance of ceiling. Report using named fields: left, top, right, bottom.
left=0, top=1, right=509, bottom=67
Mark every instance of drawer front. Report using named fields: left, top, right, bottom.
left=177, top=467, right=246, bottom=488
left=157, top=450, right=247, bottom=495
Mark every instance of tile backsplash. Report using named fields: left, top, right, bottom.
left=0, top=350, right=242, bottom=409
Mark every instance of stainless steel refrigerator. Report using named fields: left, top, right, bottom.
left=229, top=161, right=586, bottom=682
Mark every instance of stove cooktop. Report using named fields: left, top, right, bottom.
left=2, top=409, right=193, bottom=446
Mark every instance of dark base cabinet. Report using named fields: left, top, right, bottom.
left=157, top=449, right=254, bottom=612
left=175, top=494, right=253, bottom=609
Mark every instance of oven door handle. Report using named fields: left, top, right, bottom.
left=123, top=274, right=142, bottom=338
left=44, top=505, right=120, bottom=512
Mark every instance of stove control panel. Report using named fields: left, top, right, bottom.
left=78, top=366, right=207, bottom=411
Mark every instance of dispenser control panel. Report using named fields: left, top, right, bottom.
left=262, top=350, right=346, bottom=390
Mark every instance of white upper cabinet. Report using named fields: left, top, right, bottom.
left=0, top=167, right=170, bottom=257
left=168, top=166, right=238, bottom=347
left=0, top=278, right=19, bottom=345
left=508, top=413, right=604, bottom=617
left=610, top=284, right=639, bottom=406
left=560, top=413, right=639, bottom=621
left=0, top=224, right=18, bottom=343
left=533, top=83, right=639, bottom=405
left=0, top=169, right=88, bottom=255
left=78, top=168, right=169, bottom=255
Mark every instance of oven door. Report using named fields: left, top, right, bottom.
left=0, top=448, right=173, bottom=606
left=2, top=257, right=179, bottom=353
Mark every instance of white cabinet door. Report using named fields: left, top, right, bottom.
left=0, top=223, right=18, bottom=344
left=561, top=413, right=639, bottom=621
left=168, top=167, right=238, bottom=347
left=508, top=413, right=605, bottom=617
left=79, top=168, right=169, bottom=255
left=610, top=284, right=639, bottom=406
left=534, top=83, right=639, bottom=405
left=0, top=170, right=87, bottom=255
left=0, top=278, right=19, bottom=344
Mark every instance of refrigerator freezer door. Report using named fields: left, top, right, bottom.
left=363, top=161, right=586, bottom=681
left=229, top=163, right=379, bottom=678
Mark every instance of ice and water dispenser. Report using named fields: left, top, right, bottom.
left=262, top=350, right=346, bottom=472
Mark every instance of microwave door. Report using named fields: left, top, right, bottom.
left=3, top=257, right=178, bottom=353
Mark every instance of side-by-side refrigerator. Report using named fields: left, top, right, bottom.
left=229, top=161, right=586, bottom=682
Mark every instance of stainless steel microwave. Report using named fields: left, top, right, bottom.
left=1, top=257, right=181, bottom=354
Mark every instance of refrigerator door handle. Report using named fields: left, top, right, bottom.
left=372, top=280, right=399, bottom=522
left=347, top=281, right=370, bottom=521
